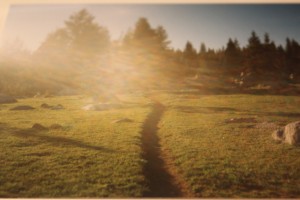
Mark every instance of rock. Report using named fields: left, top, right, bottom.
left=10, top=105, right=35, bottom=110
left=51, top=104, right=64, bottom=110
left=41, top=103, right=64, bottom=110
left=34, top=93, right=41, bottom=98
left=82, top=104, right=95, bottom=111
left=272, top=128, right=285, bottom=141
left=0, top=94, right=17, bottom=104
left=272, top=121, right=300, bottom=145
left=225, top=117, right=257, bottom=123
left=49, top=124, right=63, bottom=129
left=82, top=103, right=122, bottom=111
left=112, top=118, right=134, bottom=123
left=284, top=121, right=300, bottom=145
left=32, top=123, right=48, bottom=130
left=41, top=103, right=51, bottom=108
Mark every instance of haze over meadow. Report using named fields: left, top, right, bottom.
left=0, top=4, right=300, bottom=97
left=0, top=4, right=300, bottom=199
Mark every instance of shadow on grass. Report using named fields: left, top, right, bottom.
left=261, top=112, right=300, bottom=118
left=174, top=105, right=300, bottom=119
left=175, top=105, right=238, bottom=114
left=239, top=111, right=300, bottom=119
left=167, top=85, right=300, bottom=97
left=9, top=127, right=114, bottom=152
left=0, top=122, right=18, bottom=134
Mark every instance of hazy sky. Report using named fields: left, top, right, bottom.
left=2, top=4, right=300, bottom=52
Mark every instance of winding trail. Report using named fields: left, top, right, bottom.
left=141, top=101, right=193, bottom=197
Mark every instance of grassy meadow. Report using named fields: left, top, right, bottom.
left=0, top=92, right=300, bottom=197
left=1, top=4, right=300, bottom=198
left=0, top=94, right=151, bottom=197
left=158, top=93, right=300, bottom=197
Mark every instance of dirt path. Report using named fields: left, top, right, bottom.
left=141, top=101, right=193, bottom=197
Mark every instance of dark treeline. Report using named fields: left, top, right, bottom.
left=0, top=9, right=299, bottom=97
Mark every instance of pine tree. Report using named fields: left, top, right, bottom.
left=222, top=38, right=243, bottom=78
left=183, top=41, right=198, bottom=69
left=262, top=33, right=277, bottom=71
left=199, top=42, right=207, bottom=56
left=124, top=17, right=170, bottom=53
left=244, top=31, right=263, bottom=75
left=224, top=38, right=241, bottom=67
left=35, top=9, right=110, bottom=66
left=64, top=9, right=110, bottom=57
left=285, top=38, right=300, bottom=82
left=120, top=17, right=174, bottom=88
left=154, top=26, right=170, bottom=51
left=133, top=17, right=155, bottom=41
left=260, top=33, right=284, bottom=82
left=183, top=41, right=197, bottom=61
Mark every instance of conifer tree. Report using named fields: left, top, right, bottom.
left=199, top=42, right=207, bottom=56
left=244, top=31, right=263, bottom=75
left=224, top=38, right=241, bottom=67
left=36, top=9, right=110, bottom=66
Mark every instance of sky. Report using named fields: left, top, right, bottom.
left=1, top=4, right=300, bottom=52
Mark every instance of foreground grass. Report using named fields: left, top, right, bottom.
left=1, top=92, right=300, bottom=198
left=0, top=95, right=150, bottom=197
left=158, top=93, right=300, bottom=198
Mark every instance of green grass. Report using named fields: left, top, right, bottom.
left=158, top=93, right=300, bottom=198
left=1, top=92, right=300, bottom=197
left=0, top=95, right=151, bottom=197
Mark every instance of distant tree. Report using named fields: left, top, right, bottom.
left=275, top=44, right=287, bottom=78
left=32, top=9, right=112, bottom=98
left=224, top=38, right=242, bottom=67
left=182, top=41, right=198, bottom=69
left=261, top=33, right=277, bottom=72
left=285, top=38, right=300, bottom=82
left=199, top=42, right=207, bottom=56
left=35, top=9, right=110, bottom=67
left=123, top=17, right=170, bottom=53
left=205, top=48, right=218, bottom=60
left=133, top=17, right=155, bottom=40
left=264, top=33, right=270, bottom=44
left=244, top=31, right=263, bottom=75
left=154, top=25, right=170, bottom=51
left=35, top=28, right=70, bottom=65
left=236, top=31, right=266, bottom=87
left=183, top=41, right=197, bottom=61
left=64, top=9, right=110, bottom=57
left=122, top=28, right=134, bottom=49
left=197, top=42, right=208, bottom=69
left=240, top=32, right=298, bottom=86
left=120, top=17, right=175, bottom=89
left=127, top=17, right=157, bottom=53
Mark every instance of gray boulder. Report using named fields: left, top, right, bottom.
left=284, top=121, right=300, bottom=145
left=273, top=121, right=300, bottom=145
left=51, top=104, right=64, bottom=110
left=41, top=103, right=51, bottom=108
left=32, top=123, right=48, bottom=130
left=82, top=103, right=121, bottom=111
